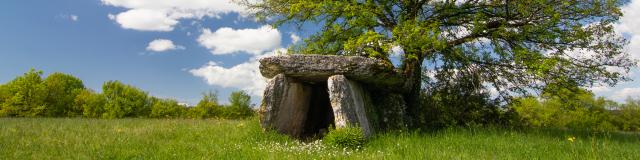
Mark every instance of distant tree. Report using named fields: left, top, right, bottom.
left=422, top=70, right=502, bottom=128
left=245, top=0, right=636, bottom=127
left=612, top=98, right=640, bottom=131
left=511, top=84, right=617, bottom=131
left=0, top=84, right=8, bottom=112
left=74, top=89, right=106, bottom=118
left=0, top=69, right=48, bottom=117
left=149, top=98, right=186, bottom=118
left=102, top=81, right=151, bottom=118
left=43, top=72, right=85, bottom=117
left=225, top=91, right=254, bottom=119
left=188, top=90, right=221, bottom=119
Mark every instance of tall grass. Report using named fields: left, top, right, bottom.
left=1, top=118, right=638, bottom=159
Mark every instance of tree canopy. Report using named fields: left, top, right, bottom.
left=245, top=0, right=636, bottom=125
left=247, top=0, right=634, bottom=94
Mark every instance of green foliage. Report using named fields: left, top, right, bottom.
left=0, top=69, right=48, bottom=117
left=420, top=68, right=506, bottom=128
left=323, top=127, right=366, bottom=149
left=247, top=0, right=634, bottom=97
left=511, top=85, right=622, bottom=131
left=0, top=70, right=253, bottom=120
left=611, top=98, right=640, bottom=131
left=43, top=72, right=85, bottom=117
left=149, top=98, right=186, bottom=118
left=247, top=0, right=636, bottom=128
left=188, top=90, right=222, bottom=119
left=74, top=89, right=106, bottom=118
left=0, top=84, right=8, bottom=113
left=102, top=81, right=151, bottom=118
left=224, top=91, right=254, bottom=119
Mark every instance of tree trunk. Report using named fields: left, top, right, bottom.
left=401, top=56, right=424, bottom=128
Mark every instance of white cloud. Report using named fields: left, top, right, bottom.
left=101, top=0, right=249, bottom=31
left=112, top=9, right=178, bottom=31
left=589, top=85, right=613, bottom=94
left=70, top=15, right=78, bottom=21
left=190, top=61, right=265, bottom=96
left=616, top=0, right=640, bottom=59
left=146, top=39, right=183, bottom=52
left=107, top=14, right=116, bottom=20
left=611, top=87, right=640, bottom=101
left=197, top=25, right=281, bottom=55
left=189, top=48, right=287, bottom=97
left=290, top=33, right=300, bottom=44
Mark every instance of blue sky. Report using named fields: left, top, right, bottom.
left=0, top=0, right=305, bottom=105
left=1, top=0, right=640, bottom=105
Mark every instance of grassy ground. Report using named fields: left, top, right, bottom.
left=1, top=118, right=639, bottom=159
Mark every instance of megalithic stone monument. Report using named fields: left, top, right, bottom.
left=258, top=54, right=408, bottom=139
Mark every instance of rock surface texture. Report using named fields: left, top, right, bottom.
left=327, top=75, right=372, bottom=137
left=260, top=54, right=403, bottom=87
left=259, top=54, right=406, bottom=139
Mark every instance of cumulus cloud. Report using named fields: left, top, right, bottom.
left=197, top=25, right=281, bottom=55
left=611, top=87, right=640, bottom=101
left=111, top=9, right=178, bottom=31
left=189, top=48, right=287, bottom=96
left=616, top=0, right=640, bottom=59
left=146, top=39, right=183, bottom=52
left=290, top=33, right=300, bottom=44
left=589, top=85, right=613, bottom=94
left=101, top=0, right=249, bottom=31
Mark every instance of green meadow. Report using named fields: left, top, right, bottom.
left=1, top=118, right=638, bottom=159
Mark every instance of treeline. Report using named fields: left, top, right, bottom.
left=0, top=69, right=254, bottom=119
left=510, top=86, right=640, bottom=132
left=420, top=74, right=640, bottom=132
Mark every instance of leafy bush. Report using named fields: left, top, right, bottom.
left=74, top=89, right=106, bottom=118
left=43, top=72, right=85, bottom=117
left=0, top=69, right=48, bottom=117
left=611, top=98, right=640, bottom=131
left=510, top=86, right=619, bottom=131
left=420, top=68, right=505, bottom=128
left=149, top=98, right=186, bottom=118
left=188, top=91, right=222, bottom=119
left=102, top=81, right=151, bottom=118
left=223, top=91, right=254, bottom=119
left=323, top=127, right=366, bottom=149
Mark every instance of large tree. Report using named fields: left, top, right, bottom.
left=244, top=0, right=636, bottom=126
left=43, top=72, right=85, bottom=116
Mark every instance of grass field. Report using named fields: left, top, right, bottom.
left=1, top=118, right=639, bottom=159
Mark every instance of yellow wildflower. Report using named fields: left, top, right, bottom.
left=567, top=136, right=576, bottom=142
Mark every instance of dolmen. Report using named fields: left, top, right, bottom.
left=258, top=54, right=409, bottom=139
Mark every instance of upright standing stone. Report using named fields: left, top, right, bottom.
left=260, top=74, right=312, bottom=137
left=327, top=75, right=372, bottom=137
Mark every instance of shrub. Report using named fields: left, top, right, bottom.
left=323, top=127, right=366, bottom=149
left=43, top=72, right=85, bottom=117
left=187, top=91, right=222, bottom=119
left=149, top=98, right=186, bottom=118
left=223, top=91, right=254, bottom=119
left=611, top=98, right=640, bottom=131
left=510, top=86, right=619, bottom=131
left=102, top=81, right=151, bottom=118
left=74, top=89, right=106, bottom=118
left=420, top=70, right=504, bottom=128
left=0, top=69, right=48, bottom=117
